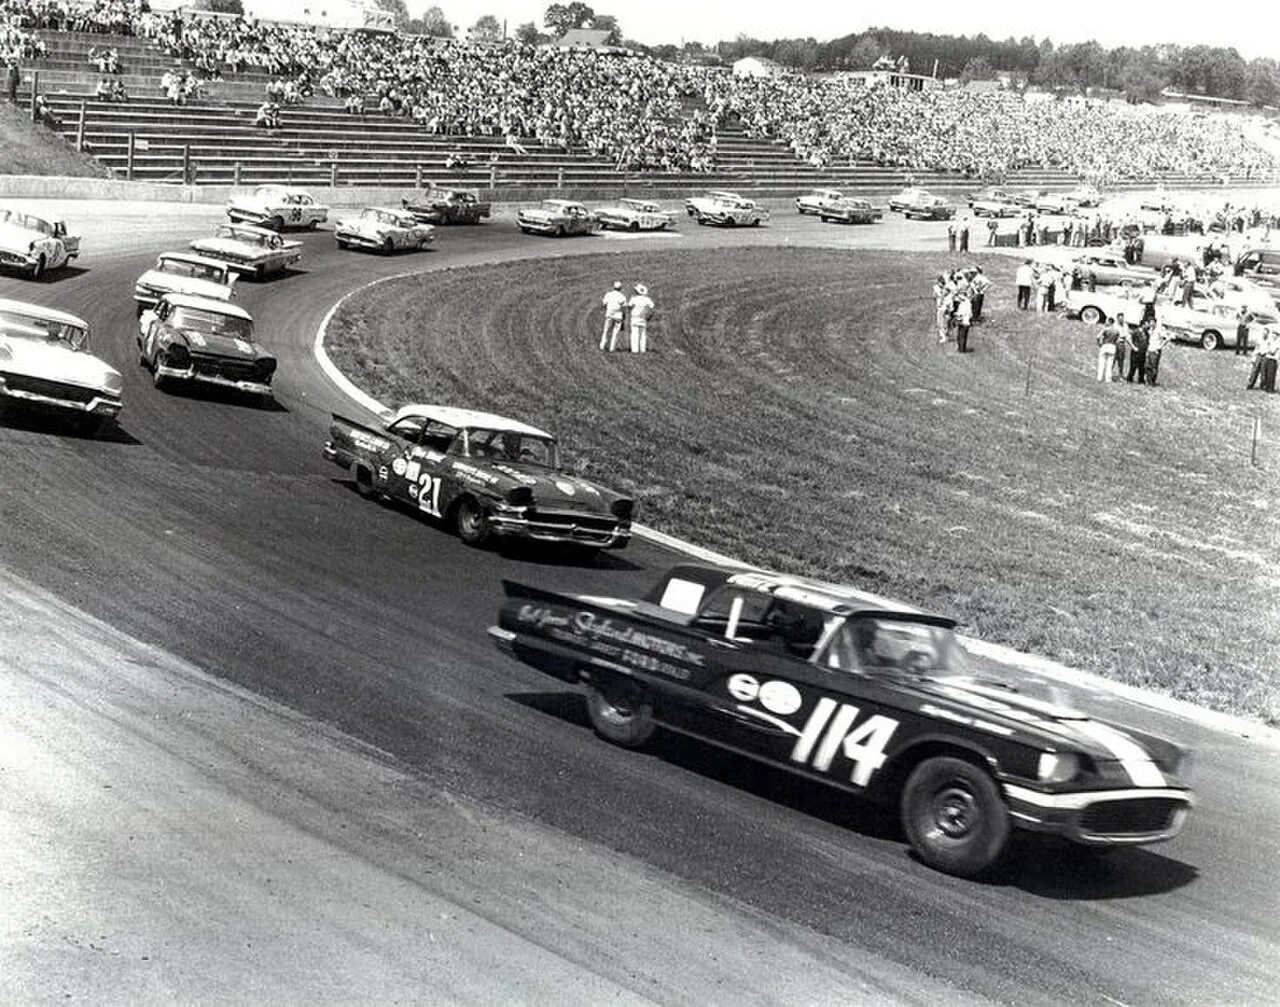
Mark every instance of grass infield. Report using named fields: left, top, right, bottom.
left=327, top=246, right=1280, bottom=723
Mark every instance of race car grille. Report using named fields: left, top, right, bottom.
left=192, top=356, right=266, bottom=383
left=530, top=509, right=618, bottom=529
left=1080, top=798, right=1184, bottom=836
left=1, top=373, right=100, bottom=404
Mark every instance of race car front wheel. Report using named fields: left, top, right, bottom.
left=585, top=680, right=655, bottom=748
left=455, top=496, right=491, bottom=546
left=901, top=756, right=1010, bottom=878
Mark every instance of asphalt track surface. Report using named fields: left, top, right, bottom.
left=2, top=202, right=1278, bottom=1004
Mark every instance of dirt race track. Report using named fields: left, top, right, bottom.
left=1, top=200, right=1278, bottom=1004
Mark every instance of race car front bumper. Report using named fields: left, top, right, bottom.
left=0, top=374, right=122, bottom=416
left=1004, top=783, right=1193, bottom=846
left=156, top=362, right=272, bottom=397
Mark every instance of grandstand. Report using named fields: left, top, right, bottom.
left=12, top=21, right=1280, bottom=198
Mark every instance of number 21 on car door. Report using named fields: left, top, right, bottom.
left=396, top=451, right=443, bottom=517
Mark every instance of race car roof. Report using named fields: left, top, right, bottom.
left=157, top=292, right=253, bottom=319
left=0, top=297, right=89, bottom=330
left=215, top=222, right=279, bottom=238
left=393, top=404, right=553, bottom=439
left=153, top=251, right=235, bottom=270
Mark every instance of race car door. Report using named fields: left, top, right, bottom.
left=380, top=414, right=457, bottom=518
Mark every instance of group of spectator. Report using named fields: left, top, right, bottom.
left=599, top=280, right=656, bottom=353
left=1093, top=312, right=1172, bottom=385
left=1241, top=312, right=1280, bottom=392
left=931, top=266, right=990, bottom=353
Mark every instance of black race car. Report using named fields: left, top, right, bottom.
left=490, top=563, right=1194, bottom=878
left=401, top=188, right=491, bottom=225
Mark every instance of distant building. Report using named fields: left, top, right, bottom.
left=553, top=28, right=612, bottom=48
left=840, top=69, right=939, bottom=92
left=240, top=0, right=393, bottom=30
left=732, top=56, right=786, bottom=78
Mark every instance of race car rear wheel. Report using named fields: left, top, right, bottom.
left=1200, top=329, right=1222, bottom=351
left=1079, top=306, right=1104, bottom=325
left=354, top=465, right=377, bottom=499
left=455, top=496, right=491, bottom=546
left=585, top=680, right=655, bottom=748
left=901, top=755, right=1010, bottom=878
left=269, top=215, right=285, bottom=232
left=30, top=255, right=46, bottom=280
left=629, top=221, right=639, bottom=232
left=382, top=237, right=395, bottom=254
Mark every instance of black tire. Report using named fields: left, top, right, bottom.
left=819, top=215, right=828, bottom=223
left=307, top=219, right=319, bottom=231
left=30, top=255, right=46, bottom=281
left=901, top=755, right=1010, bottom=878
left=1079, top=306, right=1104, bottom=325
left=336, top=239, right=349, bottom=250
left=152, top=366, right=168, bottom=391
left=585, top=681, right=655, bottom=748
left=629, top=220, right=639, bottom=232
left=354, top=465, right=377, bottom=499
left=455, top=496, right=491, bottom=546
left=382, top=237, right=395, bottom=254
left=1200, top=329, right=1222, bottom=351
left=269, top=215, right=285, bottom=232
left=78, top=414, right=110, bottom=438
left=750, top=217, right=761, bottom=227
left=555, top=225, right=565, bottom=237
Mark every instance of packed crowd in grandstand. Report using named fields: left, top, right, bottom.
left=3, top=0, right=1278, bottom=182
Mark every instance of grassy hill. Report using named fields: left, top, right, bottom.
left=327, top=246, right=1280, bottom=724
left=0, top=101, right=110, bottom=177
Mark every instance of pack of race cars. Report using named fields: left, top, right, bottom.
left=0, top=181, right=1220, bottom=875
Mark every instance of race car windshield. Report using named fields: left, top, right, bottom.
left=217, top=226, right=267, bottom=246
left=0, top=309, right=87, bottom=349
left=170, top=307, right=253, bottom=340
left=466, top=429, right=557, bottom=467
left=159, top=258, right=227, bottom=282
left=820, top=617, right=961, bottom=675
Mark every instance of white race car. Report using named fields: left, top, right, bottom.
left=0, top=298, right=122, bottom=434
left=190, top=223, right=302, bottom=280
left=133, top=251, right=237, bottom=315
left=0, top=206, right=80, bottom=280
left=795, top=188, right=846, bottom=215
left=594, top=198, right=677, bottom=232
left=226, top=185, right=329, bottom=231
left=333, top=207, right=435, bottom=253
left=685, top=191, right=768, bottom=227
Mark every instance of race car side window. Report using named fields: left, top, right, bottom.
left=389, top=415, right=428, bottom=443
left=692, top=587, right=772, bottom=641
left=420, top=420, right=457, bottom=453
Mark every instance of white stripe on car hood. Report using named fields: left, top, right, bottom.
left=1071, top=720, right=1166, bottom=787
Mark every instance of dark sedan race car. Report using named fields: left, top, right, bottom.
left=489, top=564, right=1194, bottom=878
left=324, top=404, right=633, bottom=549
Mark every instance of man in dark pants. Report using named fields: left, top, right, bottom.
left=1125, top=320, right=1148, bottom=383
left=1236, top=309, right=1252, bottom=356
left=4, top=62, right=18, bottom=103
left=958, top=222, right=969, bottom=252
left=1015, top=259, right=1033, bottom=310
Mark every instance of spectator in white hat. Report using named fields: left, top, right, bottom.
left=628, top=283, right=655, bottom=353
left=600, top=280, right=626, bottom=352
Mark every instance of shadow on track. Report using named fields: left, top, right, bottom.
left=0, top=409, right=141, bottom=444
left=11, top=265, right=92, bottom=285
left=150, top=382, right=289, bottom=412
left=510, top=688, right=1200, bottom=896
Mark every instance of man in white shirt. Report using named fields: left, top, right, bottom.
left=600, top=280, right=627, bottom=351
left=1015, top=259, right=1034, bottom=310
left=628, top=283, right=655, bottom=353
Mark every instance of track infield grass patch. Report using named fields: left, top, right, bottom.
left=327, top=247, right=1280, bottom=723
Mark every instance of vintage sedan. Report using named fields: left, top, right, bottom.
left=902, top=194, right=956, bottom=221
left=817, top=197, right=883, bottom=224
left=190, top=223, right=302, bottom=280
left=489, top=563, right=1194, bottom=879
left=1035, top=192, right=1074, bottom=215
left=226, top=185, right=328, bottom=231
left=324, top=404, right=633, bottom=549
left=334, top=207, right=435, bottom=253
left=1071, top=251, right=1155, bottom=288
left=0, top=298, right=122, bottom=434
left=137, top=293, right=276, bottom=399
left=517, top=200, right=601, bottom=237
left=0, top=206, right=80, bottom=280
left=594, top=198, right=677, bottom=232
left=887, top=186, right=934, bottom=212
left=1065, top=184, right=1102, bottom=208
left=133, top=251, right=236, bottom=315
left=1067, top=286, right=1265, bottom=350
left=795, top=188, right=846, bottom=215
left=970, top=194, right=1021, bottom=218
left=685, top=191, right=768, bottom=227
left=401, top=187, right=491, bottom=225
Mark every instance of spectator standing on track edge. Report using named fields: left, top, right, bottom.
left=1015, top=259, right=1033, bottom=310
left=1096, top=316, right=1121, bottom=382
left=628, top=283, right=655, bottom=353
left=4, top=61, right=18, bottom=103
left=600, top=280, right=626, bottom=352
left=954, top=293, right=973, bottom=353
left=1146, top=319, right=1171, bottom=386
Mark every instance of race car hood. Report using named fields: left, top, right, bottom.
left=487, top=461, right=621, bottom=512
left=334, top=217, right=389, bottom=236
left=0, top=221, right=46, bottom=253
left=136, top=269, right=232, bottom=302
left=901, top=673, right=1179, bottom=782
left=0, top=335, right=122, bottom=394
left=190, top=237, right=274, bottom=262
left=171, top=327, right=269, bottom=362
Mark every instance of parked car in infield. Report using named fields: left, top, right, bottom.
left=517, top=200, right=601, bottom=237
left=1071, top=251, right=1154, bottom=287
left=685, top=191, right=768, bottom=227
left=1065, top=184, right=1102, bottom=208
left=594, top=198, right=677, bottom=232
left=333, top=207, right=435, bottom=253
left=489, top=563, right=1194, bottom=879
left=190, top=223, right=302, bottom=280
left=137, top=293, right=276, bottom=399
left=1035, top=192, right=1073, bottom=215
left=133, top=251, right=236, bottom=316
left=1234, top=247, right=1280, bottom=304
left=795, top=188, right=846, bottom=215
left=902, top=194, right=956, bottom=221
left=324, top=405, right=634, bottom=549
left=226, top=185, right=328, bottom=231
left=0, top=206, right=80, bottom=280
left=0, top=298, right=122, bottom=434
left=1066, top=286, right=1267, bottom=350
left=400, top=187, right=491, bottom=225
left=816, top=197, right=884, bottom=224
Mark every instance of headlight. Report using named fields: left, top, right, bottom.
left=504, top=486, right=533, bottom=507
left=163, top=343, right=191, bottom=367
left=256, top=357, right=277, bottom=380
left=1037, top=752, right=1081, bottom=784
left=610, top=498, right=634, bottom=521
left=103, top=371, right=124, bottom=396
